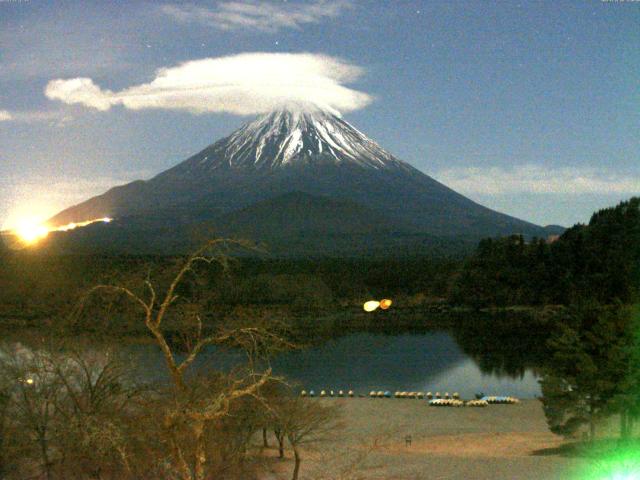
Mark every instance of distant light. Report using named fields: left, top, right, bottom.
left=56, top=217, right=112, bottom=232
left=10, top=216, right=113, bottom=246
left=573, top=444, right=640, bottom=480
left=25, top=378, right=34, bottom=385
left=363, top=300, right=380, bottom=312
left=380, top=299, right=392, bottom=310
left=15, top=220, right=49, bottom=244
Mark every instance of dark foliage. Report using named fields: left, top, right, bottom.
left=453, top=197, right=640, bottom=307
left=539, top=303, right=636, bottom=440
left=0, top=252, right=460, bottom=333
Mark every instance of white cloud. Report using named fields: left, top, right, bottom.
left=436, top=164, right=640, bottom=195
left=0, top=109, right=73, bottom=127
left=45, top=78, right=114, bottom=111
left=160, top=0, right=352, bottom=32
left=45, top=52, right=372, bottom=115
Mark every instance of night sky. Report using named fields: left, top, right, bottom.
left=1, top=0, right=638, bottom=229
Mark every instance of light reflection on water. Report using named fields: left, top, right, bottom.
left=425, top=360, right=541, bottom=399
left=127, top=331, right=542, bottom=399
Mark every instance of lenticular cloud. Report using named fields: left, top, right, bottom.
left=45, top=53, right=373, bottom=115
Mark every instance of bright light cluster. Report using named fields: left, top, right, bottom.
left=572, top=444, right=640, bottom=480
left=363, top=299, right=393, bottom=312
left=14, top=219, right=50, bottom=245
left=10, top=217, right=112, bottom=246
left=55, top=217, right=112, bottom=232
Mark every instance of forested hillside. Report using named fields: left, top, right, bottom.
left=452, top=197, right=640, bottom=307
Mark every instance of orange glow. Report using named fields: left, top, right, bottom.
left=14, top=219, right=49, bottom=244
left=380, top=299, right=392, bottom=310
left=55, top=217, right=112, bottom=232
left=11, top=217, right=112, bottom=246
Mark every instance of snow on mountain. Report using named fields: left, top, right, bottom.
left=46, top=105, right=558, bottom=254
left=161, top=108, right=412, bottom=176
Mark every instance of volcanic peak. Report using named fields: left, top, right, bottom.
left=171, top=107, right=411, bottom=174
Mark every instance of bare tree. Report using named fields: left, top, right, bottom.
left=269, top=394, right=341, bottom=480
left=0, top=342, right=146, bottom=480
left=0, top=361, right=12, bottom=478
left=50, top=347, right=145, bottom=479
left=0, top=346, right=62, bottom=480
left=77, top=239, right=291, bottom=480
left=1, top=239, right=299, bottom=479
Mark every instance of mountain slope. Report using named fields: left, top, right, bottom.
left=47, top=108, right=558, bottom=254
left=215, top=191, right=406, bottom=237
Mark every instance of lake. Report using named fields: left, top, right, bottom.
left=128, top=330, right=543, bottom=399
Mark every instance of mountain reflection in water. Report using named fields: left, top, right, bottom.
left=127, top=331, right=543, bottom=399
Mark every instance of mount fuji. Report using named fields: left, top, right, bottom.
left=47, top=108, right=561, bottom=255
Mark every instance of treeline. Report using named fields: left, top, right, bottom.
left=453, top=197, right=640, bottom=308
left=450, top=198, right=640, bottom=444
left=218, top=256, right=458, bottom=305
left=1, top=197, right=638, bottom=329
left=0, top=251, right=461, bottom=329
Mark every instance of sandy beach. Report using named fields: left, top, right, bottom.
left=262, top=398, right=588, bottom=480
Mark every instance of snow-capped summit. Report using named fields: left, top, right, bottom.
left=47, top=106, right=560, bottom=254
left=161, top=108, right=411, bottom=176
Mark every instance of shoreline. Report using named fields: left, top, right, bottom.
left=262, top=398, right=587, bottom=479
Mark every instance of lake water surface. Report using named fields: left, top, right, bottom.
left=129, top=331, right=542, bottom=399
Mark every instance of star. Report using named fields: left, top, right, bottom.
left=275, top=40, right=280, bottom=46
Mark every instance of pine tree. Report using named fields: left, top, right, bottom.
left=540, top=303, right=632, bottom=441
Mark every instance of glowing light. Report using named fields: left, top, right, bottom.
left=571, top=443, right=640, bottom=480
left=55, top=217, right=112, bottom=232
left=9, top=217, right=113, bottom=247
left=363, top=301, right=380, bottom=312
left=14, top=219, right=50, bottom=244
left=363, top=299, right=393, bottom=312
left=380, top=299, right=393, bottom=310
